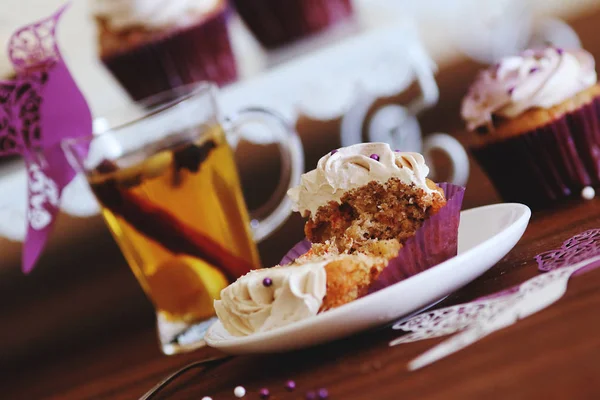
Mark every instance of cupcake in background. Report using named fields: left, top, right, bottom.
left=462, top=47, right=600, bottom=208
left=95, top=0, right=237, bottom=100
left=232, top=0, right=354, bottom=49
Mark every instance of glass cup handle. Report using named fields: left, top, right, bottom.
left=225, top=107, right=304, bottom=243
left=423, top=133, right=470, bottom=187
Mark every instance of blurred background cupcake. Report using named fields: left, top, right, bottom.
left=462, top=46, right=600, bottom=208
left=231, top=0, right=354, bottom=49
left=94, top=0, right=237, bottom=101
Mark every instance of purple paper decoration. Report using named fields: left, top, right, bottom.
left=480, top=229, right=600, bottom=300
left=0, top=3, right=92, bottom=273
left=391, top=228, right=600, bottom=352
left=536, top=228, right=600, bottom=276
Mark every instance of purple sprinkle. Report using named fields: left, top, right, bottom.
left=557, top=47, right=564, bottom=55
left=318, top=388, right=329, bottom=399
left=394, top=149, right=401, bottom=152
left=330, top=149, right=338, bottom=156
left=507, top=87, right=515, bottom=96
left=529, top=67, right=539, bottom=74
left=306, top=390, right=317, bottom=400
left=369, top=153, right=380, bottom=161
left=262, top=277, right=272, bottom=287
left=285, top=380, right=296, bottom=391
left=259, top=388, right=270, bottom=399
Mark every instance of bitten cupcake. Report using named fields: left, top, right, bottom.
left=231, top=0, right=353, bottom=49
left=462, top=47, right=600, bottom=208
left=288, top=143, right=447, bottom=255
left=287, top=143, right=464, bottom=295
left=94, top=0, right=237, bottom=101
left=213, top=144, right=465, bottom=337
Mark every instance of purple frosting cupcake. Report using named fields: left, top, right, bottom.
left=463, top=47, right=600, bottom=208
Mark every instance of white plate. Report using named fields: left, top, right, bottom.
left=205, top=203, right=531, bottom=354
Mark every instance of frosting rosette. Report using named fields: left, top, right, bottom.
left=214, top=262, right=327, bottom=336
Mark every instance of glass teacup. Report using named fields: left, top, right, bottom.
left=63, top=83, right=303, bottom=354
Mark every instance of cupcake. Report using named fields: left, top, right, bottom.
left=94, top=0, right=237, bottom=101
left=288, top=143, right=447, bottom=255
left=462, top=47, right=600, bottom=208
left=231, top=0, right=353, bottom=49
left=214, top=143, right=464, bottom=336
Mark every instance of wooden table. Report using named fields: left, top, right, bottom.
left=6, top=195, right=600, bottom=400
left=4, top=8, right=600, bottom=400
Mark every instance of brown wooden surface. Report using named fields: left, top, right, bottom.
left=5, top=7, right=600, bottom=400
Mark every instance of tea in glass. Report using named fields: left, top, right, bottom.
left=63, top=83, right=304, bottom=354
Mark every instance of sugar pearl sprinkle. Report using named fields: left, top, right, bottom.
left=318, top=388, right=329, bottom=399
left=262, top=277, right=273, bottom=287
left=582, top=186, right=596, bottom=200
left=369, top=153, right=380, bottom=161
left=259, top=388, right=270, bottom=399
left=201, top=397, right=212, bottom=400
left=285, top=380, right=296, bottom=391
left=234, top=386, right=246, bottom=397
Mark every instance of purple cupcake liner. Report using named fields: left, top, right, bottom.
left=232, top=0, right=353, bottom=49
left=368, top=183, right=465, bottom=293
left=280, top=238, right=311, bottom=265
left=471, top=96, right=600, bottom=209
left=102, top=11, right=237, bottom=101
left=280, top=184, right=465, bottom=294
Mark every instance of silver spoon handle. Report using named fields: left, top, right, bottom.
left=139, top=355, right=232, bottom=400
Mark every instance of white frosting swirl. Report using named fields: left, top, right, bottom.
left=461, top=47, right=597, bottom=131
left=214, top=262, right=327, bottom=336
left=95, top=0, right=221, bottom=30
left=287, top=143, right=436, bottom=218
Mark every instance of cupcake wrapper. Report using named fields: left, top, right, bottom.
left=472, top=96, right=600, bottom=209
left=280, top=184, right=465, bottom=294
left=102, top=11, right=237, bottom=101
left=368, top=183, right=465, bottom=293
left=232, top=0, right=353, bottom=49
left=280, top=238, right=311, bottom=265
